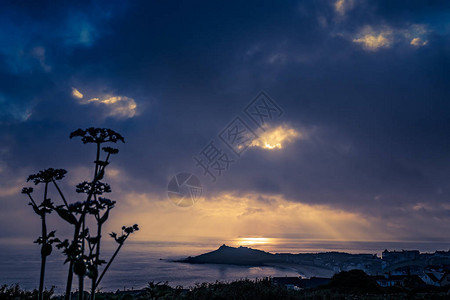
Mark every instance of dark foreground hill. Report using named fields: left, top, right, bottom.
left=5, top=271, right=449, bottom=299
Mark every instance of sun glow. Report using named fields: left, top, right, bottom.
left=237, top=237, right=272, bottom=246
left=110, top=187, right=392, bottom=243
left=250, top=124, right=302, bottom=150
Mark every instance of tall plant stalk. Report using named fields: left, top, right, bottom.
left=66, top=224, right=78, bottom=299
left=84, top=143, right=101, bottom=300
left=22, top=169, right=66, bottom=300
left=23, top=128, right=139, bottom=300
left=38, top=183, right=49, bottom=300
left=50, top=178, right=74, bottom=300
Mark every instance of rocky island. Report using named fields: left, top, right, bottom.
left=176, top=244, right=450, bottom=280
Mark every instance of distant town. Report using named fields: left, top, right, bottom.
left=177, top=245, right=450, bottom=289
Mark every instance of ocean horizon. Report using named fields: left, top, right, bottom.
left=1, top=239, right=449, bottom=294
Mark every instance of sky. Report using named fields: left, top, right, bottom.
left=1, top=0, right=450, bottom=249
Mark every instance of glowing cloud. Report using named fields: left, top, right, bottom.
left=110, top=191, right=391, bottom=243
left=250, top=125, right=302, bottom=150
left=351, top=24, right=429, bottom=51
left=353, top=29, right=392, bottom=51
left=71, top=87, right=84, bottom=99
left=71, top=87, right=137, bottom=119
left=410, top=37, right=428, bottom=47
left=55, top=166, right=450, bottom=246
left=86, top=96, right=137, bottom=119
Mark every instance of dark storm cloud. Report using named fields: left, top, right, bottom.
left=1, top=0, right=450, bottom=240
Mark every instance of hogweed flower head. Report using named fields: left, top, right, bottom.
left=76, top=181, right=111, bottom=195
left=70, top=128, right=125, bottom=144
left=27, top=168, right=67, bottom=185
left=110, top=224, right=139, bottom=245
left=21, top=187, right=34, bottom=195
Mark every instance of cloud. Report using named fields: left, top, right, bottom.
left=72, top=88, right=137, bottom=119
left=334, top=0, right=355, bottom=17
left=2, top=1, right=450, bottom=247
left=110, top=191, right=389, bottom=242
left=353, top=27, right=392, bottom=51
left=0, top=94, right=33, bottom=122
left=401, top=24, right=429, bottom=47
left=30, top=47, right=51, bottom=72
left=104, top=190, right=450, bottom=243
left=85, top=96, right=137, bottom=119
left=335, top=2, right=431, bottom=52
left=351, top=24, right=429, bottom=51
left=71, top=87, right=84, bottom=99
left=410, top=37, right=428, bottom=47
left=0, top=183, right=21, bottom=197
left=267, top=53, right=287, bottom=65
left=64, top=15, right=98, bottom=47
left=250, top=124, right=303, bottom=150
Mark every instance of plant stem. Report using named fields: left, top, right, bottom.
left=53, top=178, right=78, bottom=300
left=95, top=239, right=126, bottom=290
left=39, top=182, right=49, bottom=300
left=78, top=214, right=86, bottom=300
left=79, top=144, right=101, bottom=300
left=94, top=143, right=100, bottom=179
left=78, top=274, right=83, bottom=300
left=39, top=216, right=47, bottom=300
left=65, top=221, right=80, bottom=300
left=90, top=221, right=102, bottom=300
left=51, top=173, right=77, bottom=300
left=52, top=179, right=70, bottom=209
left=26, top=194, right=38, bottom=207
left=65, top=261, right=74, bottom=300
left=39, top=252, right=47, bottom=300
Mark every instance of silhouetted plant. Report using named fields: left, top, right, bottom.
left=23, top=128, right=138, bottom=300
left=0, top=283, right=54, bottom=300
left=22, top=168, right=65, bottom=300
left=145, top=281, right=181, bottom=299
left=95, top=224, right=139, bottom=290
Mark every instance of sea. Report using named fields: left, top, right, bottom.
left=1, top=238, right=449, bottom=294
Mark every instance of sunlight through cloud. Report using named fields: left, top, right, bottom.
left=250, top=125, right=302, bottom=150
left=114, top=191, right=392, bottom=243
left=86, top=96, right=137, bottom=119
left=71, top=87, right=137, bottom=119
left=237, top=237, right=271, bottom=246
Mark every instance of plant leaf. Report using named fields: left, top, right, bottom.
left=55, top=207, right=78, bottom=225
left=99, top=208, right=110, bottom=225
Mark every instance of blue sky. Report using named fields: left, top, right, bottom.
left=1, top=0, right=450, bottom=245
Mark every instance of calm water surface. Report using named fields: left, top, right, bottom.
left=1, top=239, right=449, bottom=294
